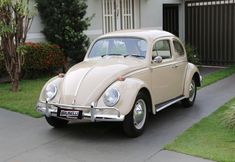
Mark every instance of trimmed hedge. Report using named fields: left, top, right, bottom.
left=0, top=42, right=65, bottom=79
left=23, top=42, right=64, bottom=71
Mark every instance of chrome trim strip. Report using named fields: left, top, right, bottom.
left=83, top=114, right=124, bottom=122
left=124, top=67, right=149, bottom=77
left=90, top=101, right=95, bottom=122
left=156, top=96, right=186, bottom=112
left=73, top=66, right=96, bottom=102
left=150, top=60, right=188, bottom=70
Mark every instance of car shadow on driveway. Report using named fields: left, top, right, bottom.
left=45, top=102, right=187, bottom=142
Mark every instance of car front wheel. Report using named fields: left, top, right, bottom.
left=45, top=116, right=69, bottom=128
left=182, top=78, right=197, bottom=108
left=123, top=92, right=149, bottom=137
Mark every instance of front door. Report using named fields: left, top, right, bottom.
left=102, top=0, right=135, bottom=33
left=151, top=39, right=177, bottom=104
left=163, top=4, right=179, bottom=36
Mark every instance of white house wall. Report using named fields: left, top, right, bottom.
left=27, top=0, right=104, bottom=42
left=27, top=0, right=185, bottom=42
left=140, top=0, right=184, bottom=39
left=27, top=0, right=45, bottom=42
left=86, top=0, right=185, bottom=40
left=85, top=0, right=103, bottom=40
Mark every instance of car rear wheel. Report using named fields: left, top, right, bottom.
left=45, top=116, right=69, bottom=128
left=182, top=78, right=197, bottom=108
left=123, top=92, right=149, bottom=137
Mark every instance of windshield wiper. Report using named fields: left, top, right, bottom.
left=124, top=54, right=145, bottom=58
left=101, top=53, right=125, bottom=57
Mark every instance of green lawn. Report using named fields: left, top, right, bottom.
left=165, top=98, right=235, bottom=162
left=0, top=77, right=50, bottom=118
left=201, top=66, right=235, bottom=88
left=0, top=66, right=235, bottom=118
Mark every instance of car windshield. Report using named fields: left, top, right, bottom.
left=88, top=37, right=147, bottom=59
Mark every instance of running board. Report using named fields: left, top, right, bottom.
left=155, top=96, right=186, bottom=112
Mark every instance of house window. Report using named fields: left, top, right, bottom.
left=102, top=0, right=135, bottom=33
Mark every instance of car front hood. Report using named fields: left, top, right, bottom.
left=59, top=57, right=145, bottom=105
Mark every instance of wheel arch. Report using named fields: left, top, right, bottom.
left=183, top=63, right=201, bottom=98
left=139, top=87, right=153, bottom=114
left=193, top=72, right=201, bottom=87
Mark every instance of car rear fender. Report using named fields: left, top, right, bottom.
left=184, top=63, right=201, bottom=97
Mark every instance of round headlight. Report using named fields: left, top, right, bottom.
left=45, top=84, right=57, bottom=101
left=103, top=88, right=120, bottom=107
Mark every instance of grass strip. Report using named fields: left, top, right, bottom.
left=165, top=98, right=235, bottom=162
left=0, top=77, right=49, bottom=118
left=201, top=66, right=235, bottom=88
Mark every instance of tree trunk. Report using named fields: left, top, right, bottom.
left=0, top=0, right=33, bottom=93
left=11, top=78, right=19, bottom=92
left=10, top=62, right=20, bottom=92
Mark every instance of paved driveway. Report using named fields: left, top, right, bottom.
left=0, top=74, right=235, bottom=162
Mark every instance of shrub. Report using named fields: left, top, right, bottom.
left=222, top=105, right=235, bottom=130
left=0, top=42, right=65, bottom=79
left=185, top=44, right=200, bottom=65
left=36, top=0, right=92, bottom=63
left=19, top=42, right=65, bottom=78
left=0, top=53, right=7, bottom=77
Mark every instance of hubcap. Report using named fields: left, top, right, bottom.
left=189, top=80, right=196, bottom=102
left=133, top=99, right=147, bottom=130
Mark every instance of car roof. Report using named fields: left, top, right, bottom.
left=98, top=29, right=175, bottom=41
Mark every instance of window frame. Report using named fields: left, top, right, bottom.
left=152, top=39, right=173, bottom=61
left=173, top=39, right=185, bottom=57
left=88, top=37, right=148, bottom=58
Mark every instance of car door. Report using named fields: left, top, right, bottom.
left=151, top=38, right=179, bottom=104
left=171, top=39, right=188, bottom=96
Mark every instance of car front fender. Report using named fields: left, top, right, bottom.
left=38, top=76, right=63, bottom=102
left=97, top=78, right=152, bottom=116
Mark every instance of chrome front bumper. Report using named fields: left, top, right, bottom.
left=36, top=101, right=124, bottom=122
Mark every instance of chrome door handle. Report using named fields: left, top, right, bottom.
left=172, top=64, right=178, bottom=68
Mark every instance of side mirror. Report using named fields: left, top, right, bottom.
left=153, top=56, right=163, bottom=63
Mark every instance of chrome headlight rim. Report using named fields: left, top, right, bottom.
left=44, top=84, right=57, bottom=101
left=103, top=88, right=120, bottom=107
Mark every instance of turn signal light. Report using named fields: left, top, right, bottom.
left=117, top=76, right=125, bottom=81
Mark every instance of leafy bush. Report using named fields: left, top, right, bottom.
left=36, top=0, right=92, bottom=63
left=20, top=42, right=65, bottom=78
left=0, top=53, right=7, bottom=77
left=0, top=42, right=65, bottom=79
left=185, top=44, right=200, bottom=65
left=222, top=105, right=235, bottom=129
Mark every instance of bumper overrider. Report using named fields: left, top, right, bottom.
left=36, top=101, right=124, bottom=122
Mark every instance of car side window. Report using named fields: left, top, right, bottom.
left=152, top=40, right=172, bottom=59
left=173, top=40, right=185, bottom=56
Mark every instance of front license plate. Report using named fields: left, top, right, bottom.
left=59, top=109, right=81, bottom=119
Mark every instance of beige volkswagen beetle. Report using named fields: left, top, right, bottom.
left=36, top=30, right=202, bottom=137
